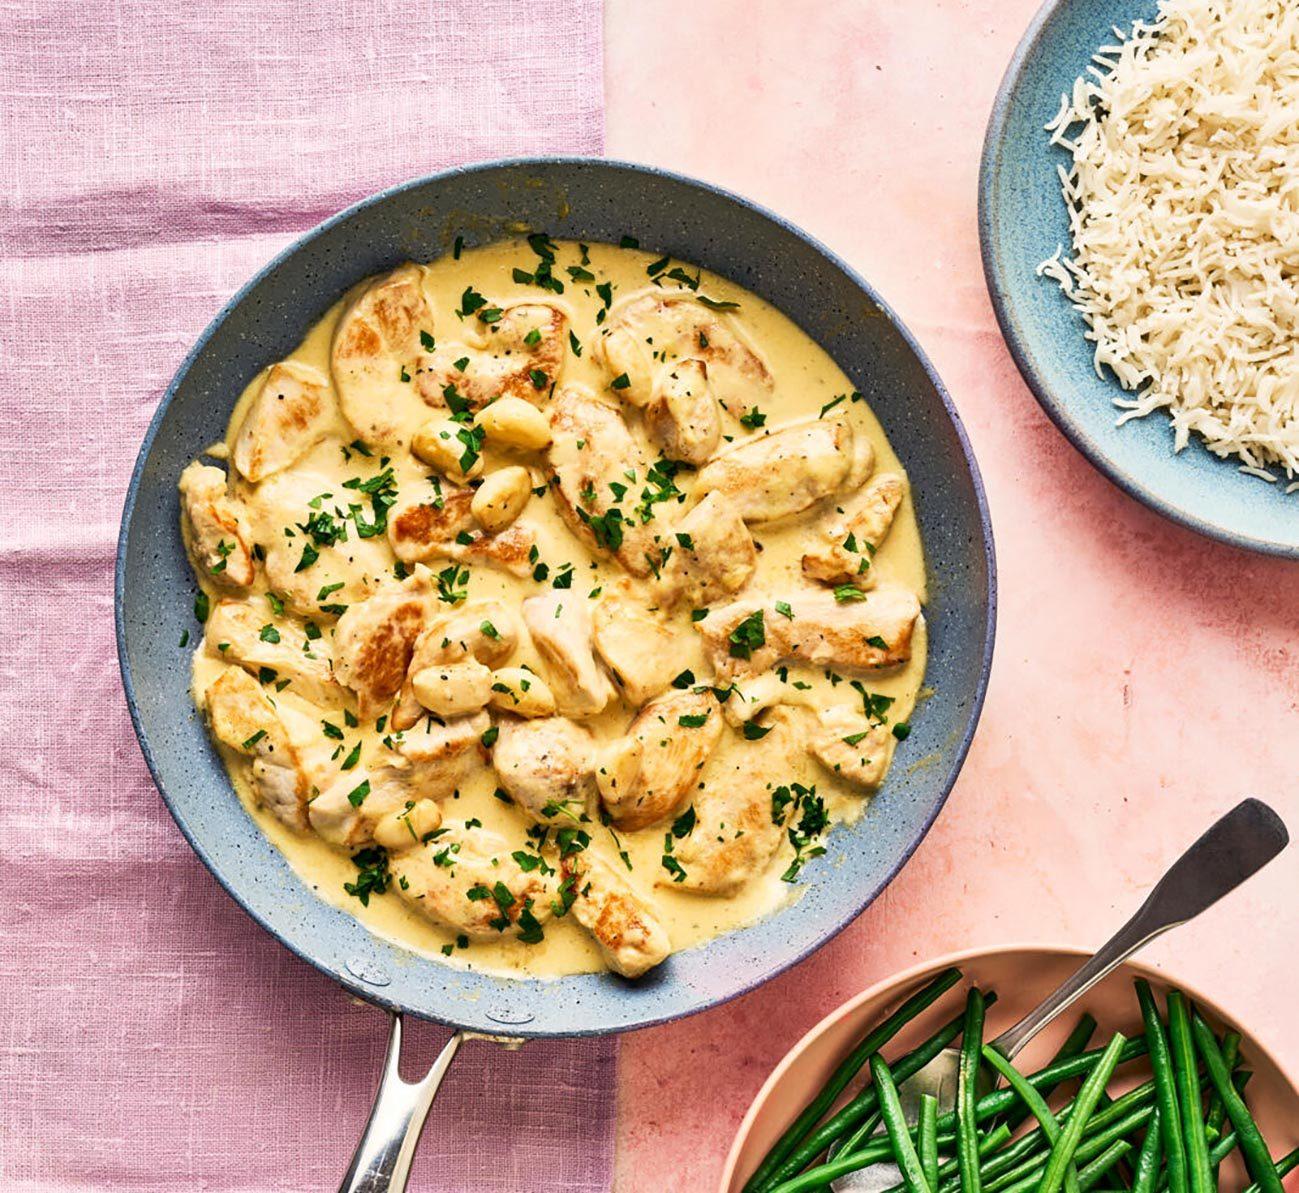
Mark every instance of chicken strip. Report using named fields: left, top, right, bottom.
left=802, top=472, right=907, bottom=589
left=333, top=571, right=436, bottom=720
left=693, top=418, right=869, bottom=524
left=643, top=358, right=720, bottom=466
left=665, top=710, right=800, bottom=896
left=654, top=492, right=757, bottom=608
left=591, top=598, right=687, bottom=706
left=546, top=384, right=670, bottom=578
left=331, top=263, right=435, bottom=446
left=179, top=461, right=256, bottom=589
left=597, top=289, right=772, bottom=411
left=491, top=715, right=597, bottom=824
left=808, top=705, right=897, bottom=792
left=232, top=361, right=335, bottom=483
left=697, top=585, right=921, bottom=682
left=392, top=600, right=519, bottom=730
left=391, top=822, right=555, bottom=940
left=597, top=689, right=722, bottom=831
left=387, top=484, right=536, bottom=577
left=204, top=667, right=311, bottom=832
left=522, top=591, right=615, bottom=717
left=205, top=599, right=342, bottom=707
left=561, top=853, right=671, bottom=979
left=416, top=301, right=567, bottom=412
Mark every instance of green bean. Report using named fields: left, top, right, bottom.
left=1039, top=1033, right=1127, bottom=1193
left=1002, top=1013, right=1096, bottom=1133
left=1166, top=993, right=1211, bottom=1193
left=1242, top=1146, right=1299, bottom=1193
left=1190, top=1010, right=1282, bottom=1193
left=981, top=1046, right=1080, bottom=1193
left=872, top=1055, right=933, bottom=1193
left=1135, top=980, right=1187, bottom=1193
left=743, top=967, right=964, bottom=1192
left=835, top=1110, right=882, bottom=1162
left=919, top=1093, right=940, bottom=1193
left=1131, top=1113, right=1162, bottom=1193
left=1078, top=1142, right=1134, bottom=1192
left=1205, top=1034, right=1240, bottom=1185
left=957, top=989, right=985, bottom=1193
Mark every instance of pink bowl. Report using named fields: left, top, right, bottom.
left=721, top=945, right=1299, bottom=1192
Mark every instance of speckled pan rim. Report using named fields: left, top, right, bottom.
left=116, top=156, right=997, bottom=1037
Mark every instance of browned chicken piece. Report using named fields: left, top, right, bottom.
left=808, top=705, right=897, bottom=792
left=522, top=591, right=615, bottom=717
left=802, top=472, right=907, bottom=589
left=654, top=491, right=757, bottom=609
left=204, top=667, right=311, bottom=832
left=391, top=822, right=556, bottom=940
left=664, top=710, right=800, bottom=896
left=718, top=671, right=808, bottom=728
left=205, top=599, right=343, bottom=707
left=387, top=484, right=536, bottom=577
left=232, top=361, right=335, bottom=482
left=546, top=384, right=670, bottom=578
left=697, top=585, right=921, bottom=682
left=561, top=853, right=671, bottom=978
left=643, top=358, right=720, bottom=466
left=392, top=600, right=519, bottom=731
left=331, top=263, right=436, bottom=446
left=491, top=715, right=597, bottom=824
left=376, top=711, right=491, bottom=802
left=597, top=689, right=722, bottom=831
left=591, top=598, right=687, bottom=706
left=693, top=418, right=870, bottom=524
left=597, top=289, right=773, bottom=412
left=416, top=302, right=567, bottom=412
left=333, top=571, right=436, bottom=720
left=179, top=462, right=256, bottom=589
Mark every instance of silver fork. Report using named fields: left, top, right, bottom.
left=838, top=798, right=1289, bottom=1191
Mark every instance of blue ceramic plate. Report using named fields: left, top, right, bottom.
left=117, top=158, right=995, bottom=1036
left=981, top=0, right=1299, bottom=556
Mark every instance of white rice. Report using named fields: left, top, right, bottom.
left=1039, top=0, right=1299, bottom=483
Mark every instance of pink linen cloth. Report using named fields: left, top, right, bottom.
left=0, top=3, right=611, bottom=1190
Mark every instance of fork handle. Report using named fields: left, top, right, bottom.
left=992, top=799, right=1288, bottom=1060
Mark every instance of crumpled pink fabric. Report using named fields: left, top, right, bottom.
left=0, top=3, right=611, bottom=1190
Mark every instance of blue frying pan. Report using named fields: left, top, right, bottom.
left=115, top=158, right=996, bottom=1189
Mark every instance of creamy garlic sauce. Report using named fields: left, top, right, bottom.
left=188, top=238, right=928, bottom=979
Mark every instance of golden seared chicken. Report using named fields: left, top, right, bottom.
left=416, top=302, right=567, bottom=411
left=643, top=358, right=720, bottom=466
left=331, top=263, right=435, bottom=446
left=204, top=668, right=311, bottom=832
left=663, top=710, right=800, bottom=896
left=561, top=854, right=671, bottom=978
left=179, top=462, right=256, bottom=589
left=387, top=483, right=536, bottom=576
left=597, top=689, right=721, bottom=831
left=522, top=591, right=615, bottom=717
left=654, top=492, right=757, bottom=609
left=546, top=384, right=669, bottom=578
left=391, top=821, right=556, bottom=939
left=333, top=571, right=436, bottom=720
left=376, top=711, right=491, bottom=802
left=591, top=598, right=688, bottom=706
left=248, top=467, right=392, bottom=617
left=808, top=705, right=896, bottom=791
left=597, top=289, right=772, bottom=412
left=802, top=472, right=906, bottom=589
left=718, top=671, right=807, bottom=728
left=491, top=715, right=597, bottom=824
left=205, top=599, right=342, bottom=706
left=698, top=585, right=921, bottom=682
left=693, top=418, right=868, bottom=524
left=232, top=361, right=335, bottom=483
left=392, top=600, right=519, bottom=731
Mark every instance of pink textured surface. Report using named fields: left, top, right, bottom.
left=604, top=2, right=1299, bottom=1190
left=0, top=3, right=608, bottom=1191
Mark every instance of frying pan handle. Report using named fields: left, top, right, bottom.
left=338, top=1013, right=463, bottom=1193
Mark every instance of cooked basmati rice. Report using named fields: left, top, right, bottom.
left=1039, top=0, right=1299, bottom=483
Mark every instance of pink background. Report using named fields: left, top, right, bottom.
left=604, top=1, right=1299, bottom=1188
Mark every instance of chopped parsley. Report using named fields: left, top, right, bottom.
left=728, top=610, right=766, bottom=660
left=343, top=847, right=389, bottom=906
